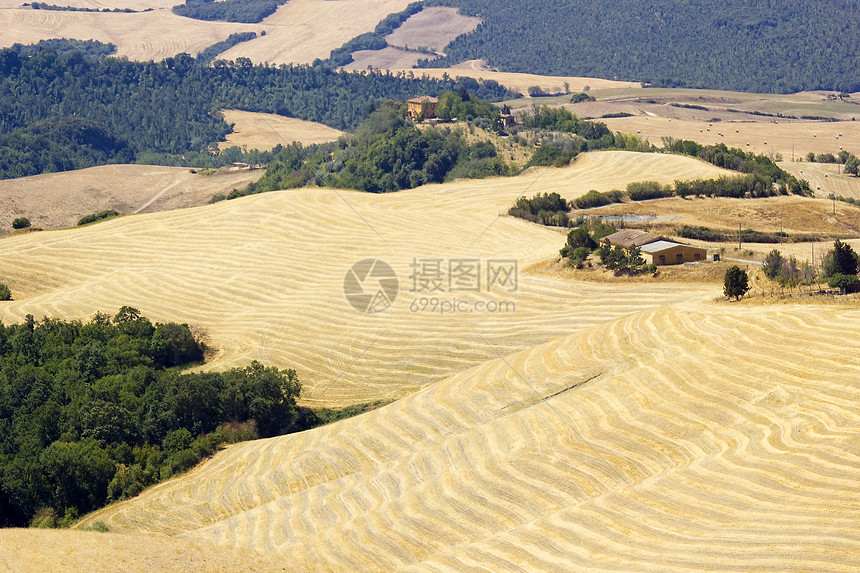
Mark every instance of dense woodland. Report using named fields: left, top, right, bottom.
left=172, top=0, right=285, bottom=23
left=422, top=0, right=860, bottom=93
left=0, top=308, right=313, bottom=528
left=0, top=42, right=514, bottom=179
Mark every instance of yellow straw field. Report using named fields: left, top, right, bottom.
left=219, top=110, right=345, bottom=150
left=0, top=151, right=728, bottom=407
left=72, top=301, right=860, bottom=571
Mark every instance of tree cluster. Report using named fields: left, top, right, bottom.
left=508, top=192, right=571, bottom=227
left=596, top=241, right=655, bottom=276
left=724, top=265, right=750, bottom=299
left=820, top=240, right=860, bottom=293
left=761, top=249, right=814, bottom=288
left=0, top=308, right=304, bottom=527
left=663, top=139, right=810, bottom=196
left=239, top=99, right=514, bottom=196
left=557, top=219, right=616, bottom=269
left=173, top=0, right=285, bottom=23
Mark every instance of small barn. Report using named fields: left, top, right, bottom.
left=407, top=96, right=438, bottom=119
left=603, top=229, right=663, bottom=249
left=640, top=240, right=707, bottom=265
left=499, top=113, right=517, bottom=127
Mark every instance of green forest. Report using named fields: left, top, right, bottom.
left=0, top=308, right=317, bottom=527
left=422, top=0, right=860, bottom=93
left=172, top=0, right=285, bottom=23
left=0, top=42, right=515, bottom=179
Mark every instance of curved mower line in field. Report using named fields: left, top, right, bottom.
left=75, top=302, right=860, bottom=571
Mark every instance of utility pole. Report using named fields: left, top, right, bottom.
left=738, top=222, right=742, bottom=250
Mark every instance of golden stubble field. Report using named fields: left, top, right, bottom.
left=71, top=300, right=860, bottom=572
left=0, top=6, right=260, bottom=61
left=384, top=66, right=640, bottom=96
left=2, top=150, right=859, bottom=571
left=0, top=0, right=415, bottom=65
left=0, top=151, right=729, bottom=407
left=0, top=164, right=263, bottom=230
left=602, top=115, right=860, bottom=161
left=219, top=110, right=344, bottom=150
left=218, top=0, right=413, bottom=65
left=385, top=7, right=480, bottom=52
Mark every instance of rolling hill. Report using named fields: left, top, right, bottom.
left=1, top=149, right=858, bottom=571
left=70, top=301, right=860, bottom=571
left=0, top=151, right=730, bottom=407
left=0, top=164, right=263, bottom=229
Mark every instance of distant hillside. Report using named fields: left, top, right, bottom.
left=0, top=44, right=515, bottom=178
left=424, top=0, right=860, bottom=93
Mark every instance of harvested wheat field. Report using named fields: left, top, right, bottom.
left=0, top=0, right=176, bottom=8
left=589, top=195, right=860, bottom=237
left=345, top=46, right=426, bottom=71
left=0, top=164, right=262, bottom=230
left=0, top=151, right=726, bottom=407
left=779, top=161, right=860, bottom=200
left=70, top=301, right=860, bottom=571
left=218, top=0, right=413, bottom=65
left=0, top=7, right=258, bottom=61
left=385, top=7, right=480, bottom=53
left=0, top=528, right=287, bottom=572
left=220, top=110, right=344, bottom=151
left=384, top=67, right=639, bottom=96
left=602, top=115, right=860, bottom=160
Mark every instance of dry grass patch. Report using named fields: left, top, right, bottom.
left=527, top=257, right=729, bottom=284
left=590, top=194, right=860, bottom=237
left=0, top=164, right=263, bottom=230
left=220, top=110, right=344, bottom=150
